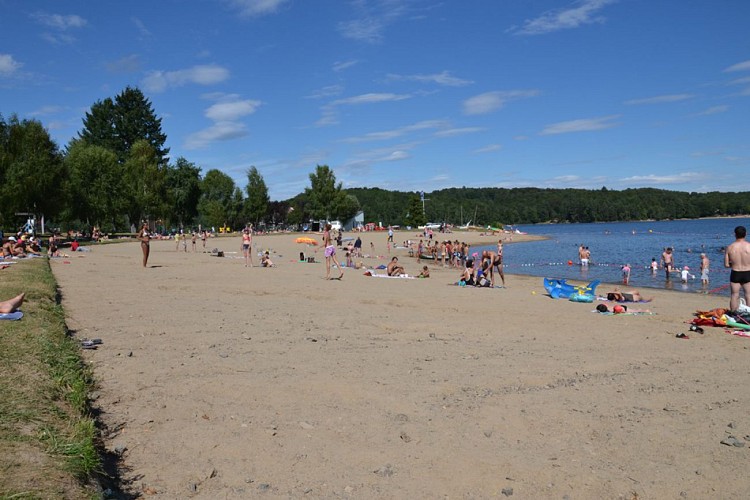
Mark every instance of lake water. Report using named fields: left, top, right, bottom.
left=474, top=218, right=750, bottom=296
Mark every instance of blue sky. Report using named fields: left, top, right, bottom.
left=1, top=0, right=749, bottom=200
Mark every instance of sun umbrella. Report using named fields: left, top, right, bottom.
left=295, top=237, right=318, bottom=245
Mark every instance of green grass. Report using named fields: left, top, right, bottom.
left=0, top=258, right=100, bottom=498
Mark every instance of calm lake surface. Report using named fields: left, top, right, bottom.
left=475, top=218, right=750, bottom=296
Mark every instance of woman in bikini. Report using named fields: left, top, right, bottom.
left=137, top=222, right=150, bottom=268
left=323, top=223, right=344, bottom=280
left=242, top=226, right=254, bottom=267
left=606, top=290, right=651, bottom=302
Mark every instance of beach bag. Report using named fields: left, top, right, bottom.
left=739, top=298, right=750, bottom=314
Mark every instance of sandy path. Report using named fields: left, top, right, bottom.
left=52, top=234, right=750, bottom=498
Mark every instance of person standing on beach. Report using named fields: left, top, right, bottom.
left=137, top=222, right=150, bottom=268
left=241, top=226, right=254, bottom=267
left=700, top=253, right=710, bottom=287
left=724, top=225, right=750, bottom=312
left=323, top=223, right=344, bottom=280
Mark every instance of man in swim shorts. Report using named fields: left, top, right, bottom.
left=662, top=247, right=675, bottom=280
left=724, top=225, right=750, bottom=312
left=700, top=253, right=710, bottom=286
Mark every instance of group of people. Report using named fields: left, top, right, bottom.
left=578, top=245, right=592, bottom=266
left=457, top=245, right=506, bottom=288
left=417, top=239, right=474, bottom=269
left=655, top=246, right=711, bottom=285
left=2, top=234, right=44, bottom=258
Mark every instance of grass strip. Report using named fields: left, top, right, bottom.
left=0, top=258, right=99, bottom=498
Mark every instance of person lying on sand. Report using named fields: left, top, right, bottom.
left=596, top=303, right=652, bottom=314
left=606, top=290, right=652, bottom=302
left=0, top=293, right=25, bottom=313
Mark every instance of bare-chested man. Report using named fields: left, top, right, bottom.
left=661, top=247, right=675, bottom=280
left=700, top=253, right=710, bottom=286
left=387, top=256, right=405, bottom=276
left=724, top=225, right=750, bottom=312
left=481, top=248, right=504, bottom=287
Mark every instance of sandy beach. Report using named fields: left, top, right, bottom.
left=51, top=232, right=750, bottom=499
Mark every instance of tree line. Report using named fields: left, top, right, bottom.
left=3, top=86, right=749, bottom=234
left=347, top=186, right=750, bottom=227
left=1, top=86, right=358, bottom=234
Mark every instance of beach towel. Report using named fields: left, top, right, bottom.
left=0, top=311, right=23, bottom=320
left=364, top=271, right=414, bottom=279
left=593, top=309, right=654, bottom=316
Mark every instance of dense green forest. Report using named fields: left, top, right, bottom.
left=347, top=187, right=750, bottom=227
left=2, top=85, right=749, bottom=234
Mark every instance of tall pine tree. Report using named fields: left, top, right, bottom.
left=77, top=86, right=169, bottom=166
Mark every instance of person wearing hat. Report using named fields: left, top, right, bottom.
left=2, top=238, right=14, bottom=258
left=680, top=266, right=693, bottom=283
left=9, top=237, right=27, bottom=257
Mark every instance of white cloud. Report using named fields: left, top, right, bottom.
left=473, top=144, right=502, bottom=154
left=184, top=122, right=248, bottom=149
left=315, top=92, right=411, bottom=127
left=131, top=17, right=152, bottom=38
left=29, top=105, right=65, bottom=116
left=0, top=54, right=22, bottom=76
left=463, top=90, right=539, bottom=115
left=340, top=144, right=414, bottom=171
left=141, top=64, right=230, bottom=92
left=41, top=32, right=76, bottom=44
left=315, top=106, right=339, bottom=127
left=106, top=54, right=141, bottom=74
left=32, top=12, right=87, bottom=29
left=332, top=93, right=411, bottom=106
left=342, top=120, right=448, bottom=143
left=624, top=94, right=694, bottom=105
left=338, top=18, right=385, bottom=43
left=205, top=99, right=261, bottom=121
left=510, top=0, right=617, bottom=36
left=306, top=85, right=344, bottom=99
left=619, top=172, right=702, bottom=186
left=539, top=115, right=620, bottom=135
left=337, top=0, right=413, bottom=43
left=694, top=105, right=729, bottom=116
left=387, top=70, right=473, bottom=87
left=433, top=127, right=485, bottom=138
left=333, top=60, right=358, bottom=72
left=184, top=93, right=260, bottom=149
left=227, top=0, right=289, bottom=17
left=724, top=60, right=750, bottom=73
